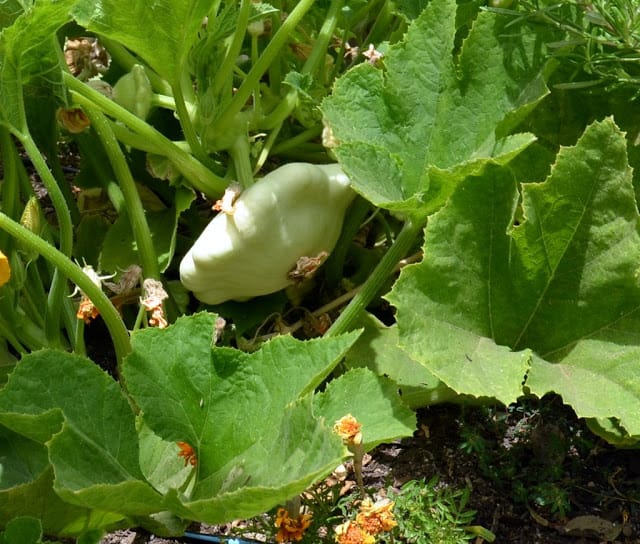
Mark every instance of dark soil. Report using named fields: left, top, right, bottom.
left=100, top=397, right=640, bottom=544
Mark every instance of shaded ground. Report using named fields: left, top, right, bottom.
left=101, top=398, right=640, bottom=544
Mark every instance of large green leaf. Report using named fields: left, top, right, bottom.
left=71, top=0, right=213, bottom=83
left=0, top=0, right=72, bottom=135
left=123, top=313, right=413, bottom=523
left=313, top=368, right=416, bottom=449
left=387, top=166, right=529, bottom=404
left=388, top=118, right=640, bottom=442
left=124, top=313, right=358, bottom=522
left=343, top=314, right=459, bottom=409
left=0, top=351, right=163, bottom=515
left=0, top=425, right=124, bottom=536
left=321, top=0, right=547, bottom=217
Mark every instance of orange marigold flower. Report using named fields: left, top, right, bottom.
left=334, top=520, right=375, bottom=544
left=333, top=414, right=362, bottom=445
left=355, top=498, right=397, bottom=535
left=0, top=250, right=10, bottom=287
left=177, top=441, right=197, bottom=466
left=275, top=507, right=313, bottom=543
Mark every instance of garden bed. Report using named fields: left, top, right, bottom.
left=2, top=2, right=640, bottom=544
left=101, top=400, right=640, bottom=544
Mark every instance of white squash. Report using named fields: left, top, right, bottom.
left=179, top=162, right=355, bottom=304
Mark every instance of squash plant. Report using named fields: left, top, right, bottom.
left=2, top=0, right=640, bottom=542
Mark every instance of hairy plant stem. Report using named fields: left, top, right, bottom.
left=84, top=108, right=160, bottom=280
left=0, top=213, right=131, bottom=367
left=211, top=0, right=252, bottom=99
left=230, top=135, right=255, bottom=187
left=258, top=0, right=344, bottom=133
left=0, top=129, right=20, bottom=250
left=172, top=74, right=207, bottom=163
left=210, top=0, right=316, bottom=135
left=326, top=219, right=423, bottom=337
left=18, top=133, right=74, bottom=349
left=63, top=73, right=227, bottom=197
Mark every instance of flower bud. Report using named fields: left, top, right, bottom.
left=112, top=64, right=153, bottom=120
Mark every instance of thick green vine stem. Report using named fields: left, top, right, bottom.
left=210, top=0, right=316, bottom=135
left=0, top=213, right=131, bottom=366
left=211, top=0, right=252, bottom=98
left=63, top=72, right=227, bottom=197
left=19, top=134, right=75, bottom=349
left=84, top=107, right=160, bottom=280
left=0, top=129, right=20, bottom=250
left=258, top=0, right=344, bottom=133
left=325, top=219, right=424, bottom=337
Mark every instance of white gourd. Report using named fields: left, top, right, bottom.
left=179, top=162, right=355, bottom=304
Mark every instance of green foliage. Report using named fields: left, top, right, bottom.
left=0, top=314, right=413, bottom=536
left=493, top=0, right=640, bottom=93
left=3, top=0, right=640, bottom=539
left=384, top=478, right=490, bottom=544
left=322, top=0, right=547, bottom=217
left=387, top=118, right=640, bottom=443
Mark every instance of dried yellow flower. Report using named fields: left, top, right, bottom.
left=77, top=296, right=99, bottom=324
left=140, top=278, right=169, bottom=328
left=275, top=507, right=313, bottom=543
left=64, top=37, right=110, bottom=80
left=176, top=441, right=197, bottom=466
left=56, top=107, right=91, bottom=133
left=72, top=264, right=114, bottom=323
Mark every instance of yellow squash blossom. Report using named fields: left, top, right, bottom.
left=0, top=251, right=10, bottom=287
